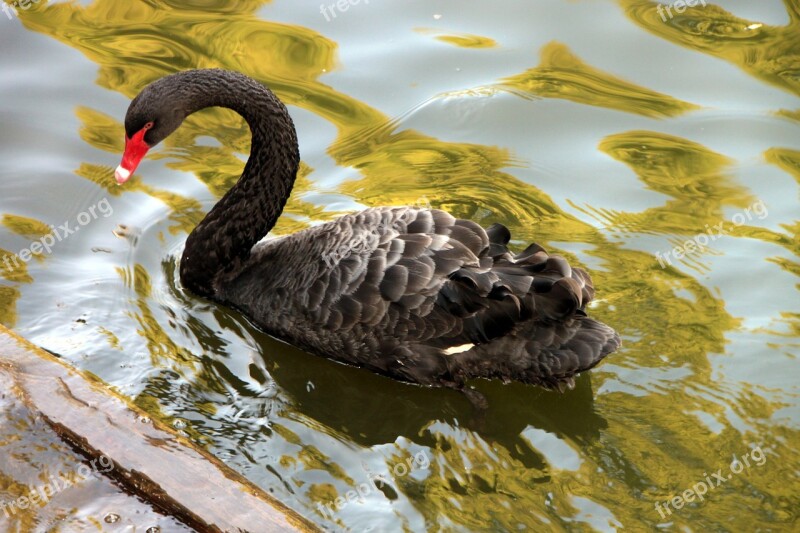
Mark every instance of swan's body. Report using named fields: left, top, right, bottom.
left=116, top=69, right=619, bottom=398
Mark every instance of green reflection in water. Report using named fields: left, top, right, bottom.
left=578, top=130, right=783, bottom=274
left=620, top=0, right=800, bottom=97
left=0, top=286, right=20, bottom=327
left=415, top=29, right=498, bottom=49
left=0, top=247, right=33, bottom=284
left=765, top=147, right=800, bottom=352
left=118, top=263, right=198, bottom=368
left=0, top=214, right=53, bottom=325
left=614, top=0, right=800, bottom=371
left=2, top=214, right=52, bottom=242
left=777, top=108, right=800, bottom=122
left=499, top=42, right=700, bottom=117
left=10, top=0, right=799, bottom=530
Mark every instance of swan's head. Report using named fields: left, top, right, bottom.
left=115, top=76, right=187, bottom=184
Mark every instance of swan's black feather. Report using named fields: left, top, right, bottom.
left=219, top=207, right=619, bottom=389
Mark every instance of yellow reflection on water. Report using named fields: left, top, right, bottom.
left=0, top=214, right=53, bottom=325
left=415, top=29, right=498, bottom=49
left=8, top=0, right=799, bottom=531
left=0, top=286, right=20, bottom=327
left=777, top=108, right=800, bottom=122
left=621, top=0, right=800, bottom=97
left=500, top=42, right=700, bottom=117
left=116, top=263, right=198, bottom=369
left=578, top=130, right=776, bottom=274
left=765, top=147, right=800, bottom=351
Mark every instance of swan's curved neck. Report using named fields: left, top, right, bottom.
left=178, top=71, right=299, bottom=298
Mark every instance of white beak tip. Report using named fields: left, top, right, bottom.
left=115, top=166, right=131, bottom=184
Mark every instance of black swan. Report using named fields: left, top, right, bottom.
left=115, top=69, right=619, bottom=403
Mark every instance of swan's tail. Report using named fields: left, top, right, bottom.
left=448, top=314, right=620, bottom=390
left=431, top=221, right=620, bottom=389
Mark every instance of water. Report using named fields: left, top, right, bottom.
left=1, top=0, right=798, bottom=530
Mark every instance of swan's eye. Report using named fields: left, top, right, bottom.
left=143, top=121, right=154, bottom=130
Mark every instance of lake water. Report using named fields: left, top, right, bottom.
left=0, top=0, right=798, bottom=531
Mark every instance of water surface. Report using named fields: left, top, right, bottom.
left=0, top=0, right=798, bottom=530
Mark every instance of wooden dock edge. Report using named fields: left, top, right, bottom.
left=0, top=325, right=320, bottom=533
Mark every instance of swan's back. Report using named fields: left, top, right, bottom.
left=219, top=207, right=619, bottom=390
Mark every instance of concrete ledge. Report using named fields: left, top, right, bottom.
left=0, top=325, right=318, bottom=532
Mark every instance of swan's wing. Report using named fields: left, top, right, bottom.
left=230, top=207, right=617, bottom=388
left=302, top=207, right=467, bottom=332
left=313, top=207, right=595, bottom=343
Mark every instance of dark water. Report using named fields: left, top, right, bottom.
left=0, top=0, right=798, bottom=530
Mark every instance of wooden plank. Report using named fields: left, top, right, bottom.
left=0, top=325, right=319, bottom=533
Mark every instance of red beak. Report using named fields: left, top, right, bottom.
left=115, top=127, right=151, bottom=184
